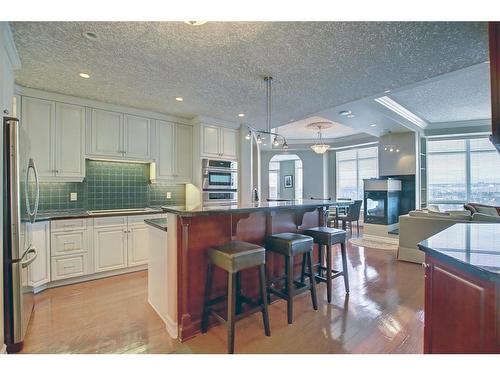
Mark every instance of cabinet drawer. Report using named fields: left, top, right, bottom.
left=94, top=216, right=128, bottom=227
left=51, top=253, right=88, bottom=281
left=51, top=231, right=88, bottom=256
left=51, top=218, right=87, bottom=232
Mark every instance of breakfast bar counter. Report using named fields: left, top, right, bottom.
left=162, top=199, right=337, bottom=341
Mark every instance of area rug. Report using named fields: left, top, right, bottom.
left=348, top=237, right=398, bottom=251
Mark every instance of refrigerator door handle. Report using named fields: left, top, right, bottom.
left=20, top=246, right=38, bottom=269
left=25, top=158, right=40, bottom=223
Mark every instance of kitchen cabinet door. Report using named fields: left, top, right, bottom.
left=127, top=225, right=150, bottom=267
left=156, top=120, right=175, bottom=179
left=93, top=226, right=128, bottom=272
left=424, top=255, right=497, bottom=353
left=202, top=125, right=220, bottom=157
left=55, top=102, right=85, bottom=180
left=175, top=124, right=193, bottom=180
left=22, top=97, right=56, bottom=179
left=29, top=221, right=51, bottom=288
left=221, top=127, right=238, bottom=159
left=124, top=114, right=151, bottom=160
left=90, top=108, right=123, bottom=157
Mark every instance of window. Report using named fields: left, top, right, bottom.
left=336, top=146, right=378, bottom=201
left=427, top=137, right=500, bottom=209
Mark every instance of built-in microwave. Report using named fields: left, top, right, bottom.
left=202, top=159, right=238, bottom=190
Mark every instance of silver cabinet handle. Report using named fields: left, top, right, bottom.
left=422, top=262, right=430, bottom=269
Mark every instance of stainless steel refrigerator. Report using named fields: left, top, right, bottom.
left=2, top=116, right=40, bottom=353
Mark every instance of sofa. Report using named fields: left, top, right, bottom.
left=397, top=210, right=473, bottom=263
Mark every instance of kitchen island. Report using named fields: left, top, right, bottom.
left=418, top=223, right=500, bottom=353
left=161, top=199, right=337, bottom=341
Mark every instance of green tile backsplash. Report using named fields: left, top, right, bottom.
left=37, top=160, right=186, bottom=211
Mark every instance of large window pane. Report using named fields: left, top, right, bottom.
left=358, top=157, right=378, bottom=199
left=428, top=152, right=466, bottom=202
left=337, top=159, right=357, bottom=200
left=470, top=151, right=500, bottom=205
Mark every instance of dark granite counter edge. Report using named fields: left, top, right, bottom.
left=34, top=208, right=165, bottom=222
left=418, top=242, right=500, bottom=283
left=144, top=218, right=168, bottom=232
left=161, top=202, right=335, bottom=217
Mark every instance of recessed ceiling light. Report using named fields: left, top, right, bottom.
left=83, top=32, right=98, bottom=41
left=184, top=21, right=207, bottom=26
left=370, top=123, right=377, bottom=127
left=79, top=72, right=90, bottom=79
left=346, top=114, right=355, bottom=118
left=238, top=113, right=245, bottom=118
left=338, top=110, right=352, bottom=117
left=175, top=97, right=184, bottom=102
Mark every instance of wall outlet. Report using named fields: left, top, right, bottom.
left=166, top=192, right=172, bottom=199
left=70, top=192, right=78, bottom=201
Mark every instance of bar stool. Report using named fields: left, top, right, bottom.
left=266, top=233, right=318, bottom=324
left=301, top=227, right=349, bottom=303
left=201, top=241, right=270, bottom=354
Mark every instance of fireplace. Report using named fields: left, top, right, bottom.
left=363, top=178, right=401, bottom=225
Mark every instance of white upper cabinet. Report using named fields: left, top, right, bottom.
left=22, top=97, right=55, bottom=179
left=22, top=97, right=85, bottom=181
left=154, top=121, right=192, bottom=182
left=89, top=109, right=151, bottom=161
left=55, top=103, right=85, bottom=179
left=89, top=108, right=123, bottom=157
left=201, top=124, right=238, bottom=160
left=202, top=125, right=220, bottom=157
left=124, top=114, right=151, bottom=160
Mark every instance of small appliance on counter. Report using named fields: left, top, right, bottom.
left=201, top=158, right=238, bottom=205
left=2, top=116, right=40, bottom=353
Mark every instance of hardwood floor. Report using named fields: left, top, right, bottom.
left=20, top=236, right=424, bottom=354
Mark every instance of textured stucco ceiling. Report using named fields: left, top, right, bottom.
left=10, top=22, right=488, bottom=128
left=390, top=62, right=491, bottom=123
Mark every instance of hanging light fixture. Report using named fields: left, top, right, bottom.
left=307, top=122, right=332, bottom=154
left=244, top=76, right=288, bottom=150
left=383, top=131, right=400, bottom=153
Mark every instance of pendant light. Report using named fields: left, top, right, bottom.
left=307, top=122, right=332, bottom=154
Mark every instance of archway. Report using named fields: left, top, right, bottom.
left=268, top=154, right=303, bottom=200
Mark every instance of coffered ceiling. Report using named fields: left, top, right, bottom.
left=10, top=22, right=488, bottom=130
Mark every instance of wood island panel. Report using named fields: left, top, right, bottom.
left=176, top=207, right=324, bottom=341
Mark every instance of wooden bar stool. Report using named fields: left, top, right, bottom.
left=301, top=227, right=349, bottom=303
left=201, top=241, right=270, bottom=354
left=265, top=233, right=318, bottom=324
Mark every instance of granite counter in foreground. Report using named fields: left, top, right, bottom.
left=161, top=199, right=341, bottom=217
left=418, top=223, right=500, bottom=282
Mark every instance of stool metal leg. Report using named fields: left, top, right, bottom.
left=307, top=251, right=318, bottom=310
left=326, top=245, right=332, bottom=303
left=227, top=272, right=237, bottom=354
left=340, top=242, right=350, bottom=294
left=258, top=264, right=271, bottom=336
left=201, top=263, right=213, bottom=333
left=286, top=255, right=294, bottom=324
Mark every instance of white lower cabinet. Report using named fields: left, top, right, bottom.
left=128, top=225, right=150, bottom=267
left=51, top=253, right=88, bottom=281
left=93, top=225, right=128, bottom=272
left=29, top=221, right=51, bottom=288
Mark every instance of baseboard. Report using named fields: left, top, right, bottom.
left=34, top=265, right=148, bottom=293
left=1, top=344, right=7, bottom=354
left=148, top=299, right=178, bottom=339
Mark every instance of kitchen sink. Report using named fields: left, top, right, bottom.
left=87, top=208, right=159, bottom=215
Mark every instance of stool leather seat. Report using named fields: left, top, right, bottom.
left=304, top=227, right=346, bottom=246
left=208, top=241, right=265, bottom=273
left=266, top=233, right=313, bottom=256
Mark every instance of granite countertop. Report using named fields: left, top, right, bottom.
left=161, top=199, right=341, bottom=217
left=418, top=223, right=500, bottom=282
left=144, top=218, right=168, bottom=232
left=34, top=206, right=165, bottom=222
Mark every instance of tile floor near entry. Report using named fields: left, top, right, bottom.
left=21, top=237, right=424, bottom=354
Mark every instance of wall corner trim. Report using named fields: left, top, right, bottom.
left=1, top=23, right=21, bottom=70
